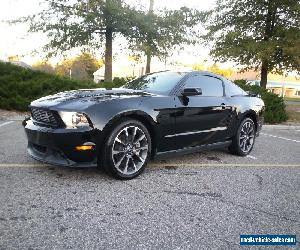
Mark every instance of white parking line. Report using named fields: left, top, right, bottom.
left=0, top=121, right=14, bottom=128
left=0, top=164, right=45, bottom=168
left=261, top=133, right=300, bottom=143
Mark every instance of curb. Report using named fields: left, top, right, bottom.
left=263, top=125, right=300, bottom=130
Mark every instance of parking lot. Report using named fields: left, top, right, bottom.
left=0, top=118, right=299, bottom=249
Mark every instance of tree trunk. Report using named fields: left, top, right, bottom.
left=146, top=52, right=151, bottom=74
left=260, top=60, right=268, bottom=89
left=104, top=28, right=113, bottom=82
left=259, top=1, right=277, bottom=89
left=145, top=0, right=154, bottom=74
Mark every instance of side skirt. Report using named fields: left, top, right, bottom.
left=154, top=140, right=232, bottom=160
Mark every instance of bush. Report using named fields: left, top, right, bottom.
left=0, top=62, right=137, bottom=111
left=0, top=62, right=100, bottom=111
left=98, top=76, right=135, bottom=89
left=234, top=80, right=288, bottom=124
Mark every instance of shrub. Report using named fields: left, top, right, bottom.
left=0, top=62, right=137, bottom=111
left=0, top=62, right=98, bottom=111
left=234, top=80, right=288, bottom=124
left=100, top=76, right=135, bottom=88
left=114, top=76, right=136, bottom=86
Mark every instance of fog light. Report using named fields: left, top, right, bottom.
left=75, top=145, right=94, bottom=151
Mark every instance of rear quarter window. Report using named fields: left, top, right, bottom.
left=224, top=80, right=248, bottom=97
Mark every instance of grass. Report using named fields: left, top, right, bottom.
left=286, top=104, right=300, bottom=123
left=284, top=97, right=300, bottom=102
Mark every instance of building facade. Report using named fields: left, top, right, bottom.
left=231, top=70, right=300, bottom=98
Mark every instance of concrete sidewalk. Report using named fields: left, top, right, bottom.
left=0, top=109, right=29, bottom=121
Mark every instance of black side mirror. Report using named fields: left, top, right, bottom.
left=182, top=88, right=202, bottom=96
left=246, top=91, right=260, bottom=97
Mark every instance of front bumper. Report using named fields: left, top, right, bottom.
left=23, top=119, right=100, bottom=167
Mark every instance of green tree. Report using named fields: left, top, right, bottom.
left=55, top=52, right=102, bottom=80
left=32, top=61, right=55, bottom=74
left=72, top=52, right=103, bottom=80
left=129, top=1, right=201, bottom=73
left=145, top=0, right=154, bottom=73
left=207, top=64, right=234, bottom=78
left=14, top=0, right=138, bottom=82
left=201, top=0, right=300, bottom=88
left=7, top=55, right=20, bottom=62
left=192, top=63, right=234, bottom=78
left=55, top=59, right=73, bottom=78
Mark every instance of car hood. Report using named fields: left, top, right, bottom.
left=30, top=88, right=153, bottom=110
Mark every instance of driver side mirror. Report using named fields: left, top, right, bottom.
left=246, top=91, right=260, bottom=97
left=181, top=88, right=202, bottom=96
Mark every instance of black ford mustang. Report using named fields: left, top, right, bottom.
left=23, top=71, right=264, bottom=179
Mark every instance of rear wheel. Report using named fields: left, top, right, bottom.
left=102, top=119, right=151, bottom=179
left=229, top=117, right=256, bottom=156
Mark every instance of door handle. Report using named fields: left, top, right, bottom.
left=221, top=103, right=226, bottom=109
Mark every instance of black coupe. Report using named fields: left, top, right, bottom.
left=23, top=71, right=264, bottom=179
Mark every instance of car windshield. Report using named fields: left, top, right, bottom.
left=122, top=71, right=186, bottom=94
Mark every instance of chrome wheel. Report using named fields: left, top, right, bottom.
left=239, top=121, right=255, bottom=153
left=112, top=125, right=149, bottom=175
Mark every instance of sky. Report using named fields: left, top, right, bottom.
left=0, top=0, right=217, bottom=67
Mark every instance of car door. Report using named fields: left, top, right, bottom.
left=172, top=73, right=234, bottom=149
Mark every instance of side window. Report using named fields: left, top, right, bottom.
left=224, top=80, right=248, bottom=96
left=184, top=75, right=224, bottom=97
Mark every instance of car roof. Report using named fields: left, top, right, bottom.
left=155, top=70, right=226, bottom=80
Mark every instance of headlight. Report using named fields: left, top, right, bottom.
left=58, top=111, right=91, bottom=128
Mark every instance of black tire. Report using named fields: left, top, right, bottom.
left=229, top=117, right=256, bottom=156
left=102, top=118, right=151, bottom=179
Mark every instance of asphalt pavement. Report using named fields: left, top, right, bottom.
left=0, top=119, right=299, bottom=249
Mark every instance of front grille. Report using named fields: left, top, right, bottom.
left=31, top=108, right=58, bottom=126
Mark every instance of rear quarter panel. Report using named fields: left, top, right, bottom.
left=226, top=96, right=264, bottom=136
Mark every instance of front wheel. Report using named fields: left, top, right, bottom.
left=229, top=117, right=256, bottom=156
left=102, top=119, right=151, bottom=179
